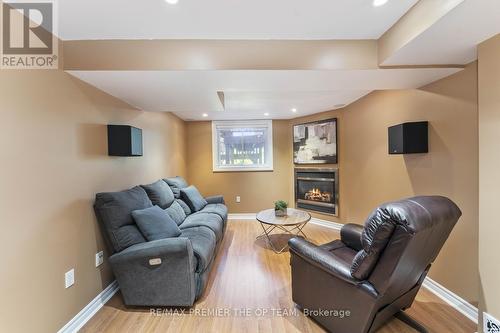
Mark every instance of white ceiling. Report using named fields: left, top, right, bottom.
left=68, top=68, right=461, bottom=120
left=58, top=0, right=418, bottom=40
left=223, top=91, right=370, bottom=119
left=60, top=0, right=496, bottom=121
left=381, top=0, right=500, bottom=65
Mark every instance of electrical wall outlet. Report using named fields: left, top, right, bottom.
left=65, top=269, right=75, bottom=289
left=236, top=196, right=241, bottom=203
left=484, top=312, right=500, bottom=333
left=95, top=251, right=104, bottom=267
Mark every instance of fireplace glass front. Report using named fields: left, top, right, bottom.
left=295, top=169, right=338, bottom=216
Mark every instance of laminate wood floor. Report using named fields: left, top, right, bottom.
left=81, top=220, right=476, bottom=333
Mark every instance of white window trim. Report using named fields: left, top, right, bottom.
left=212, top=120, right=274, bottom=172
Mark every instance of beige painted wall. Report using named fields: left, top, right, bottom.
left=186, top=120, right=293, bottom=214
left=186, top=63, right=478, bottom=302
left=478, top=34, right=500, bottom=328
left=0, top=70, right=187, bottom=333
left=186, top=114, right=344, bottom=222
left=343, top=63, right=478, bottom=302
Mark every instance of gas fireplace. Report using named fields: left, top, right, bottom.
left=295, top=168, right=338, bottom=216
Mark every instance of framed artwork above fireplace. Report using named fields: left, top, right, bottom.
left=293, top=118, right=337, bottom=164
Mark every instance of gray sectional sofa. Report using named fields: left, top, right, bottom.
left=94, top=176, right=228, bottom=307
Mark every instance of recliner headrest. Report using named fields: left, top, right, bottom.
left=350, top=196, right=461, bottom=280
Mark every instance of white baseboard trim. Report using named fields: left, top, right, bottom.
left=228, top=213, right=257, bottom=220
left=422, top=277, right=478, bottom=323
left=309, top=217, right=343, bottom=230
left=228, top=213, right=479, bottom=324
left=57, top=280, right=120, bottom=333
left=228, top=213, right=344, bottom=231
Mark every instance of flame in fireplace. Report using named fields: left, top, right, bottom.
left=305, top=188, right=332, bottom=202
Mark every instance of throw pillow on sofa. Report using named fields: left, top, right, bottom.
left=141, top=180, right=175, bottom=209
left=176, top=199, right=192, bottom=216
left=164, top=201, right=187, bottom=226
left=164, top=176, right=189, bottom=198
left=180, top=185, right=208, bottom=212
left=132, top=206, right=181, bottom=241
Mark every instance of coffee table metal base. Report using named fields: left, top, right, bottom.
left=256, top=221, right=308, bottom=253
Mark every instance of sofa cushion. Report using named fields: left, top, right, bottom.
left=132, top=206, right=181, bottom=241
left=164, top=176, right=189, bottom=198
left=180, top=213, right=224, bottom=242
left=140, top=180, right=175, bottom=209
left=94, top=186, right=152, bottom=252
left=176, top=199, right=192, bottom=216
left=198, top=203, right=228, bottom=222
left=180, top=226, right=216, bottom=273
left=181, top=186, right=208, bottom=212
left=164, top=201, right=187, bottom=226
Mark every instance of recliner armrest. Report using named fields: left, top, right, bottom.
left=109, top=238, right=197, bottom=306
left=110, top=237, right=194, bottom=264
left=341, top=223, right=364, bottom=251
left=205, top=195, right=225, bottom=205
left=288, top=237, right=361, bottom=286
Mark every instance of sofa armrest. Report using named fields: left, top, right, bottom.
left=341, top=223, right=364, bottom=251
left=288, top=237, right=360, bottom=286
left=109, top=238, right=196, bottom=306
left=205, top=195, right=225, bottom=205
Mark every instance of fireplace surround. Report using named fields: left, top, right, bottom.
left=294, top=168, right=338, bottom=216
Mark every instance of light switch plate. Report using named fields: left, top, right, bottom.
left=95, top=251, right=104, bottom=267
left=236, top=196, right=241, bottom=203
left=65, top=269, right=75, bottom=289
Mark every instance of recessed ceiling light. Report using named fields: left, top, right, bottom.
left=373, top=0, right=388, bottom=7
left=165, top=0, right=179, bottom=4
left=291, top=108, right=297, bottom=113
left=202, top=113, right=208, bottom=117
left=264, top=113, right=270, bottom=116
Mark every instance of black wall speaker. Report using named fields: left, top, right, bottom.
left=388, top=121, right=428, bottom=154
left=107, top=125, right=143, bottom=157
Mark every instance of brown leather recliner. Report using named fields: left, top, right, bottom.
left=288, top=196, right=461, bottom=333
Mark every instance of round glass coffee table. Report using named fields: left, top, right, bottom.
left=256, top=208, right=311, bottom=253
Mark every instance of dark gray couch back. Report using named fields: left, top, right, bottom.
left=94, top=186, right=153, bottom=253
